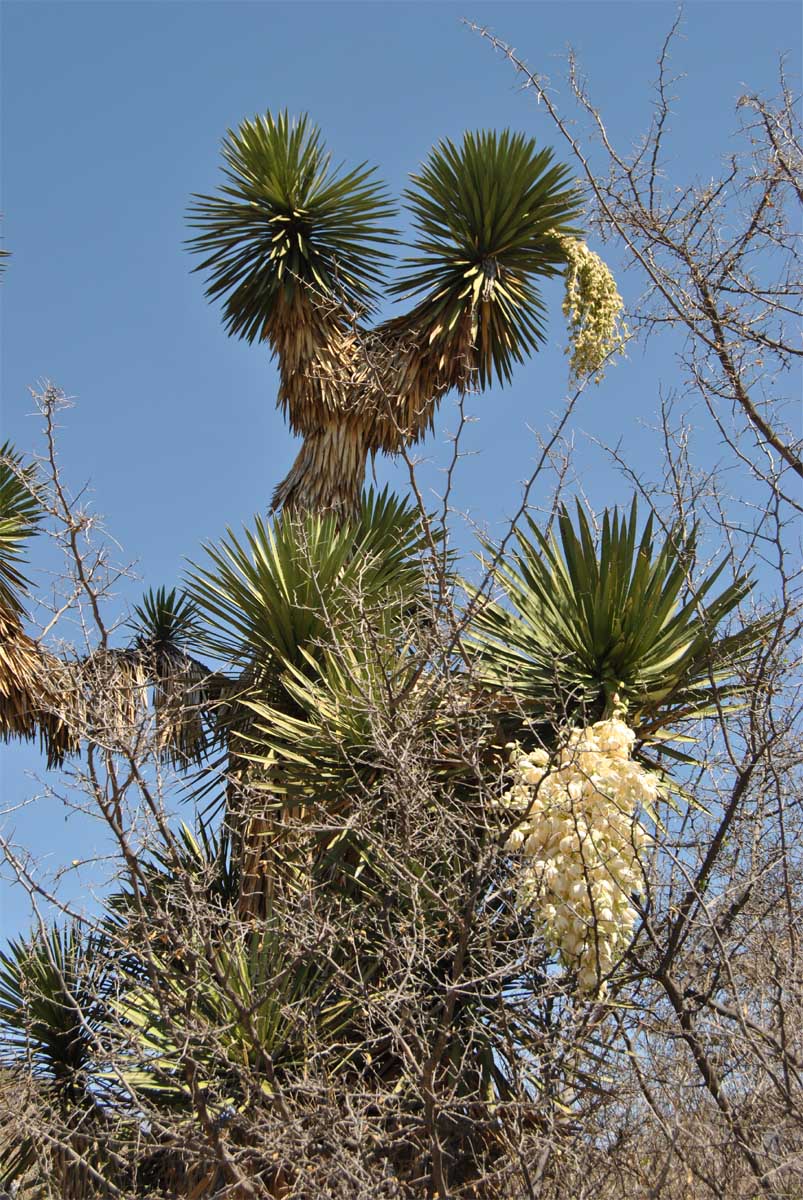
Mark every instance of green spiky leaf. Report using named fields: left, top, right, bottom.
left=115, top=929, right=362, bottom=1105
left=128, top=586, right=201, bottom=650
left=0, top=922, right=110, bottom=1100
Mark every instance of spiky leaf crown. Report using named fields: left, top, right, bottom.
left=129, top=586, right=200, bottom=652
left=388, top=129, right=583, bottom=385
left=467, top=498, right=768, bottom=733
left=187, top=111, right=397, bottom=341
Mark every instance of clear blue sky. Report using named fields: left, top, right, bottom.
left=1, top=1, right=799, bottom=937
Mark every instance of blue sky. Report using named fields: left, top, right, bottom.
left=1, top=0, right=800, bottom=936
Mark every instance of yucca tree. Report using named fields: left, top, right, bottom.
left=187, top=111, right=396, bottom=517
left=188, top=113, right=586, bottom=516
left=5, top=109, right=774, bottom=1199
left=168, top=509, right=569, bottom=1195
left=186, top=487, right=431, bottom=680
left=377, top=129, right=579, bottom=435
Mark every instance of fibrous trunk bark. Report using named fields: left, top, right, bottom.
left=270, top=421, right=369, bottom=520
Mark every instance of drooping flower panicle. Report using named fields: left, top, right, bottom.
left=501, top=719, right=654, bottom=995
left=555, top=235, right=627, bottom=384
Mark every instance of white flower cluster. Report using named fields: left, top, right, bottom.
left=556, top=235, right=627, bottom=385
left=501, top=719, right=654, bottom=995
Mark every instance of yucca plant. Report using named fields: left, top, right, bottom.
left=186, top=487, right=432, bottom=686
left=114, top=925, right=366, bottom=1196
left=0, top=922, right=115, bottom=1196
left=237, top=636, right=445, bottom=909
left=182, top=488, right=436, bottom=914
left=127, top=586, right=220, bottom=765
left=466, top=497, right=771, bottom=741
left=222, top=631, right=563, bottom=1192
left=0, top=922, right=111, bottom=1100
left=337, top=129, right=583, bottom=460
left=187, top=113, right=599, bottom=515
left=117, top=927, right=357, bottom=1095
left=243, top=640, right=425, bottom=795
left=187, top=110, right=396, bottom=351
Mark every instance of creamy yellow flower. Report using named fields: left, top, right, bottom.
left=552, top=234, right=628, bottom=385
left=501, top=720, right=655, bottom=996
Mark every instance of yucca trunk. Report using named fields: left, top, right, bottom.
left=232, top=783, right=312, bottom=923
left=271, top=420, right=369, bottom=518
left=265, top=291, right=355, bottom=437
left=0, top=607, right=45, bottom=741
left=224, top=704, right=294, bottom=922
left=232, top=782, right=284, bottom=923
left=366, top=308, right=478, bottom=452
left=270, top=308, right=479, bottom=517
left=0, top=607, right=77, bottom=767
left=55, top=1133, right=93, bottom=1200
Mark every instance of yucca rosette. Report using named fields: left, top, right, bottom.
left=467, top=498, right=771, bottom=739
left=372, top=130, right=582, bottom=449
left=187, top=110, right=397, bottom=436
